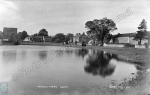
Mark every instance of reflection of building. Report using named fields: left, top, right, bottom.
left=3, top=50, right=17, bottom=64
left=3, top=27, right=17, bottom=41
left=73, top=33, right=90, bottom=43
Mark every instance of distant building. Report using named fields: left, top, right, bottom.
left=23, top=37, right=31, bottom=42
left=73, top=33, right=90, bottom=43
left=3, top=27, right=17, bottom=42
left=73, top=33, right=81, bottom=42
left=112, top=33, right=148, bottom=45
left=32, top=36, right=51, bottom=42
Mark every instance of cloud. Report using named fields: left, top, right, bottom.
left=0, top=0, right=149, bottom=35
left=0, top=0, right=23, bottom=29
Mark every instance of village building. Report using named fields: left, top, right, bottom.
left=3, top=27, right=17, bottom=42
left=112, top=33, right=148, bottom=45
left=73, top=33, right=90, bottom=44
left=23, top=37, right=32, bottom=42
left=31, top=36, right=51, bottom=42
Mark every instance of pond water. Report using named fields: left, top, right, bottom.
left=0, top=46, right=143, bottom=95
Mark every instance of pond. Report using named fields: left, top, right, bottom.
left=0, top=46, right=144, bottom=95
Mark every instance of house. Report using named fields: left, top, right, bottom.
left=112, top=33, right=148, bottom=45
left=32, top=36, right=51, bottom=42
left=3, top=27, right=17, bottom=42
left=73, top=33, right=90, bottom=44
left=73, top=33, right=81, bottom=43
left=23, top=37, right=31, bottom=42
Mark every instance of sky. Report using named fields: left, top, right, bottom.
left=0, top=0, right=150, bottom=36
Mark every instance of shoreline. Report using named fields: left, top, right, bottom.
left=3, top=42, right=149, bottom=69
left=2, top=42, right=150, bottom=65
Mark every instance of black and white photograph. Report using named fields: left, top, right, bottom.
left=0, top=0, right=150, bottom=95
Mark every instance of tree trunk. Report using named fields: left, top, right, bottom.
left=101, top=36, right=104, bottom=46
left=93, top=38, right=96, bottom=45
left=139, top=38, right=142, bottom=45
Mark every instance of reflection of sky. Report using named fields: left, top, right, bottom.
left=2, top=50, right=17, bottom=64
left=107, top=59, right=137, bottom=83
left=0, top=46, right=140, bottom=95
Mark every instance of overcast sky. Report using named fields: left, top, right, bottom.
left=0, top=0, right=150, bottom=35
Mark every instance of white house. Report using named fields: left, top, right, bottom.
left=112, top=33, right=148, bottom=45
left=23, top=37, right=31, bottom=42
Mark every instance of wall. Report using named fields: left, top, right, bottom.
left=129, top=37, right=138, bottom=45
left=3, top=27, right=17, bottom=41
left=117, top=37, right=129, bottom=43
left=73, top=35, right=80, bottom=42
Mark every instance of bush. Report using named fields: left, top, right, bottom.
left=124, top=43, right=135, bottom=47
left=14, top=41, right=20, bottom=45
left=144, top=43, right=149, bottom=48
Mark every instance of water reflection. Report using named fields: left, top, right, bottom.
left=84, top=50, right=117, bottom=77
left=2, top=50, right=17, bottom=64
left=75, top=48, right=88, bottom=58
left=0, top=46, right=145, bottom=95
left=38, top=51, right=48, bottom=60
left=0, top=50, right=18, bottom=82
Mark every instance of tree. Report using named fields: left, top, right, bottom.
left=85, top=17, right=117, bottom=46
left=75, top=48, right=89, bottom=58
left=52, top=33, right=65, bottom=43
left=0, top=31, right=3, bottom=39
left=134, top=19, right=148, bottom=45
left=21, top=31, right=29, bottom=40
left=38, top=29, right=48, bottom=36
left=87, top=30, right=97, bottom=44
left=17, top=31, right=28, bottom=40
left=65, top=33, right=74, bottom=42
left=33, top=33, right=38, bottom=36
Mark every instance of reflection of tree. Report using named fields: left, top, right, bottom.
left=38, top=51, right=47, bottom=60
left=75, top=48, right=89, bottom=58
left=64, top=49, right=74, bottom=57
left=84, top=51, right=117, bottom=77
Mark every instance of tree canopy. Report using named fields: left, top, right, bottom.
left=17, top=31, right=29, bottom=40
left=65, top=33, right=74, bottom=42
left=134, top=19, right=148, bottom=45
left=52, top=33, right=65, bottom=43
left=38, top=29, right=48, bottom=36
left=138, top=19, right=147, bottom=30
left=85, top=17, right=117, bottom=46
